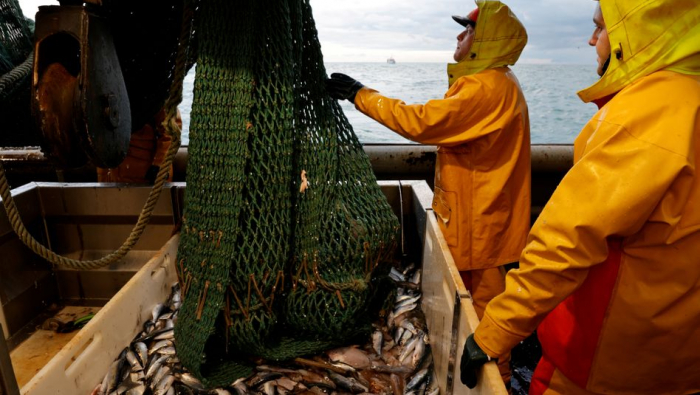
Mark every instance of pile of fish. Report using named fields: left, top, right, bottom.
left=94, top=264, right=438, bottom=395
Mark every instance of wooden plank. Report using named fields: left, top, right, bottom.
left=20, top=235, right=180, bottom=395
left=422, top=213, right=506, bottom=395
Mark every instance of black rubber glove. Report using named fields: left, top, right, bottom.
left=325, top=73, right=364, bottom=103
left=145, top=165, right=160, bottom=184
left=460, top=333, right=494, bottom=389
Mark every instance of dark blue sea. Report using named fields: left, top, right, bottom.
left=180, top=63, right=599, bottom=146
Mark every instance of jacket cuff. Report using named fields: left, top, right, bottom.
left=474, top=313, right=526, bottom=358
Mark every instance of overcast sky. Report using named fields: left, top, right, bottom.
left=19, top=0, right=598, bottom=64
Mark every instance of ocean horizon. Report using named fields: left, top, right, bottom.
left=180, top=63, right=600, bottom=146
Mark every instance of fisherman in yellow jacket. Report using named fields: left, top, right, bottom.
left=327, top=0, right=530, bottom=386
left=460, top=0, right=700, bottom=393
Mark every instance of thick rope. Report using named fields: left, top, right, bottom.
left=0, top=0, right=193, bottom=270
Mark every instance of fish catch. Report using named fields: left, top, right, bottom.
left=96, top=265, right=437, bottom=394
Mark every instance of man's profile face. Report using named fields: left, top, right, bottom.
left=454, top=25, right=475, bottom=62
left=589, top=4, right=611, bottom=76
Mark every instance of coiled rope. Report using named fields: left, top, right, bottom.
left=0, top=0, right=193, bottom=270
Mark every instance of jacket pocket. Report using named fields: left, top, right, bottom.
left=432, top=187, right=459, bottom=248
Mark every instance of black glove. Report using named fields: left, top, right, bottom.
left=145, top=165, right=160, bottom=184
left=325, top=73, right=364, bottom=103
left=460, top=333, right=494, bottom=389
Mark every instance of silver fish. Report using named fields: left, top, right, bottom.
left=154, top=375, right=175, bottom=395
left=232, top=378, right=248, bottom=395
left=156, top=346, right=177, bottom=356
left=329, top=372, right=368, bottom=393
left=412, top=337, right=427, bottom=369
left=151, top=304, right=165, bottom=322
left=372, top=330, right=383, bottom=356
left=151, top=365, right=171, bottom=390
left=177, top=372, right=204, bottom=390
left=389, top=267, right=406, bottom=282
left=154, top=328, right=174, bottom=340
left=146, top=355, right=168, bottom=379
left=148, top=340, right=173, bottom=355
left=124, top=384, right=146, bottom=395
left=262, top=381, right=275, bottom=395
left=133, top=342, right=149, bottom=367
left=411, top=269, right=422, bottom=285
left=400, top=336, right=420, bottom=363
left=406, top=368, right=429, bottom=391
left=126, top=350, right=143, bottom=372
left=101, top=359, right=122, bottom=395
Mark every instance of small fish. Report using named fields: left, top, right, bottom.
left=395, top=295, right=420, bottom=310
left=176, top=372, right=204, bottom=390
left=402, top=263, right=416, bottom=276
left=156, top=346, right=176, bottom=355
left=393, top=302, right=418, bottom=318
left=126, top=350, right=143, bottom=372
left=389, top=268, right=406, bottom=282
left=154, top=328, right=174, bottom=340
left=400, top=336, right=420, bottom=363
left=327, top=346, right=371, bottom=369
left=274, top=377, right=300, bottom=391
left=412, top=338, right=427, bottom=369
left=151, top=365, right=171, bottom=390
left=148, top=340, right=173, bottom=355
left=372, top=330, right=383, bottom=356
left=246, top=372, right=283, bottom=388
left=399, top=327, right=414, bottom=346
left=329, top=372, right=368, bottom=393
left=406, top=368, right=429, bottom=391
left=400, top=320, right=418, bottom=335
left=146, top=355, right=168, bottom=379
left=262, top=381, right=275, bottom=395
left=411, top=269, right=422, bottom=285
left=212, top=389, right=232, bottom=395
left=151, top=304, right=165, bottom=322
left=124, top=384, right=146, bottom=395
left=370, top=363, right=411, bottom=374
left=101, top=358, right=122, bottom=395
left=153, top=375, right=175, bottom=395
left=133, top=342, right=149, bottom=367
left=232, top=378, right=248, bottom=395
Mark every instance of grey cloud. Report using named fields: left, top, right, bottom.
left=313, top=0, right=598, bottom=64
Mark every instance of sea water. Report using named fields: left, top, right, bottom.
left=180, top=63, right=599, bottom=146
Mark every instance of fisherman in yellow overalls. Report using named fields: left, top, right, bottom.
left=460, top=0, right=700, bottom=393
left=327, top=1, right=531, bottom=387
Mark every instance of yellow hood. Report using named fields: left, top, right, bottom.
left=578, top=0, right=700, bottom=103
left=447, top=0, right=528, bottom=87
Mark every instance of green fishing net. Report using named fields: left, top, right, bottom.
left=174, top=0, right=400, bottom=386
left=0, top=0, right=36, bottom=147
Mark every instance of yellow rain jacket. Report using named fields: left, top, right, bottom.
left=355, top=0, right=530, bottom=271
left=475, top=0, right=700, bottom=393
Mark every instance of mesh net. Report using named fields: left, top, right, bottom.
left=0, top=0, right=37, bottom=147
left=174, top=0, right=400, bottom=386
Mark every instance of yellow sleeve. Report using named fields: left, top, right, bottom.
left=353, top=76, right=512, bottom=146
left=475, top=120, right=691, bottom=357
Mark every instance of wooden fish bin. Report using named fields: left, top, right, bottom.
left=0, top=182, right=506, bottom=395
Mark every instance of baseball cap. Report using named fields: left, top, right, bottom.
left=452, top=7, right=479, bottom=28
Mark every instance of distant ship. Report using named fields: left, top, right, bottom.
left=387, top=56, right=396, bottom=64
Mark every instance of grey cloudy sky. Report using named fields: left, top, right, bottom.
left=311, top=0, right=598, bottom=64
left=19, top=0, right=598, bottom=64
